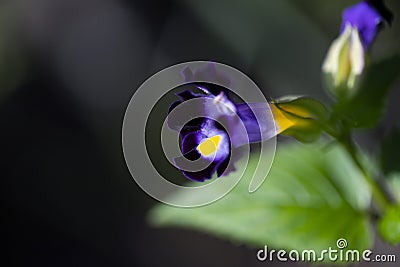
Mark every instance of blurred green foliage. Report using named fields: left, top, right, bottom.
left=379, top=205, right=400, bottom=245
left=380, top=128, right=400, bottom=175
left=387, top=173, right=400, bottom=203
left=149, top=142, right=372, bottom=255
left=332, top=54, right=400, bottom=129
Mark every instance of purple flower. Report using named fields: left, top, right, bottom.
left=174, top=118, right=232, bottom=181
left=168, top=83, right=276, bottom=182
left=322, top=0, right=393, bottom=92
left=341, top=0, right=392, bottom=49
left=169, top=84, right=275, bottom=146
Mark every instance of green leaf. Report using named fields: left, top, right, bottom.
left=333, top=54, right=400, bottom=128
left=274, top=96, right=329, bottom=121
left=280, top=124, right=322, bottom=143
left=378, top=205, right=400, bottom=245
left=380, top=128, right=400, bottom=175
left=387, top=173, right=400, bottom=204
left=272, top=97, right=329, bottom=143
left=149, top=142, right=372, bottom=256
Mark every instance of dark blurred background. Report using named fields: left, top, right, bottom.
left=2, top=0, right=400, bottom=266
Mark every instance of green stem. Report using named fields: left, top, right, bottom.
left=340, top=136, right=391, bottom=215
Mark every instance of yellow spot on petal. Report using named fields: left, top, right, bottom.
left=197, top=135, right=221, bottom=156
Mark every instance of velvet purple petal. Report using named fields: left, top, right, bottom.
left=228, top=103, right=276, bottom=147
left=181, top=161, right=220, bottom=182
left=173, top=119, right=232, bottom=182
left=181, top=132, right=203, bottom=160
left=341, top=1, right=383, bottom=49
left=167, top=89, right=209, bottom=131
left=168, top=83, right=277, bottom=181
